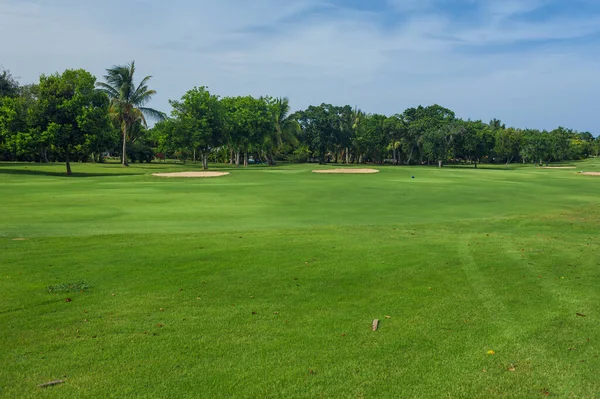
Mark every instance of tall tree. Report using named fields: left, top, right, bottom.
left=520, top=129, right=551, bottom=165
left=461, top=120, right=495, bottom=168
left=31, top=69, right=110, bottom=175
left=222, top=96, right=273, bottom=167
left=0, top=69, right=19, bottom=99
left=296, top=104, right=341, bottom=164
left=549, top=127, right=573, bottom=162
left=354, top=114, right=389, bottom=164
left=97, top=61, right=163, bottom=166
left=169, top=86, right=225, bottom=170
left=422, top=121, right=463, bottom=167
left=494, top=127, right=523, bottom=165
left=385, top=114, right=407, bottom=165
left=265, top=97, right=300, bottom=165
left=403, top=104, right=455, bottom=164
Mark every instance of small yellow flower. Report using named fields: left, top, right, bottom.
left=487, top=350, right=496, bottom=355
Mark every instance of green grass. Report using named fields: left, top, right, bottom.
left=1, top=160, right=600, bottom=398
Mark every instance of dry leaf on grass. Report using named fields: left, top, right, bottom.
left=372, top=319, right=380, bottom=331
left=38, top=380, right=64, bottom=388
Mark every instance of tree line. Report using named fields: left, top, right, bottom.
left=1, top=64, right=599, bottom=174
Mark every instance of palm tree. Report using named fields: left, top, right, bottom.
left=267, top=97, right=300, bottom=165
left=347, top=106, right=364, bottom=163
left=97, top=61, right=163, bottom=166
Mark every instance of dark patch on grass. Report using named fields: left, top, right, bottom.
left=47, top=281, right=91, bottom=293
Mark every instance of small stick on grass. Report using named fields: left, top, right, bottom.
left=372, top=319, right=380, bottom=332
left=38, top=380, right=64, bottom=388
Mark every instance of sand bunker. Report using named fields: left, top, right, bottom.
left=11, top=238, right=28, bottom=241
left=581, top=172, right=600, bottom=176
left=312, top=168, right=380, bottom=174
left=152, top=172, right=230, bottom=178
left=541, top=166, right=576, bottom=169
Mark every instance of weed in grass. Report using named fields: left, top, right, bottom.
left=47, top=281, right=91, bottom=293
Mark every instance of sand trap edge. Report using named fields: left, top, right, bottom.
left=540, top=166, right=576, bottom=169
left=152, top=172, right=231, bottom=178
left=312, top=169, right=380, bottom=174
left=580, top=172, right=600, bottom=176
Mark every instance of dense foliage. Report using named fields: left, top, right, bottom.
left=1, top=66, right=598, bottom=173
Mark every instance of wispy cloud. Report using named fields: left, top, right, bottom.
left=1, top=0, right=599, bottom=132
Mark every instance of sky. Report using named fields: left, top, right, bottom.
left=1, top=0, right=600, bottom=133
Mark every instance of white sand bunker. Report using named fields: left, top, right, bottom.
left=152, top=172, right=230, bottom=178
left=581, top=172, right=600, bottom=176
left=312, top=168, right=380, bottom=174
left=541, top=166, right=576, bottom=169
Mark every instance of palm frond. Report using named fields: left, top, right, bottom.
left=281, top=120, right=300, bottom=146
left=132, top=89, right=156, bottom=107
left=139, top=106, right=166, bottom=121
left=95, top=82, right=120, bottom=99
left=135, top=75, right=153, bottom=94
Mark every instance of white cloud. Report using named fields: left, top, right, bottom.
left=0, top=0, right=599, bottom=132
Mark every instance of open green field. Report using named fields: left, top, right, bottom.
left=1, top=160, right=600, bottom=398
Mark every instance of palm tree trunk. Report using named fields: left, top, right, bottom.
left=202, top=152, right=208, bottom=170
left=244, top=151, right=248, bottom=167
left=235, top=150, right=240, bottom=167
left=122, top=124, right=129, bottom=167
left=405, top=146, right=414, bottom=165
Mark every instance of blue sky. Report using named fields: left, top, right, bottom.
left=1, top=0, right=599, bottom=132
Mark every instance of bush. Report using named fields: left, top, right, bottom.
left=288, top=145, right=311, bottom=163
left=128, top=141, right=154, bottom=163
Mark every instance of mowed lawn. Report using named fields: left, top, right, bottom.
left=1, top=160, right=599, bottom=398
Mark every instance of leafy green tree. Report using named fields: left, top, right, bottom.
left=494, top=127, right=523, bottom=165
left=403, top=105, right=455, bottom=164
left=169, top=86, right=225, bottom=170
left=384, top=114, right=407, bottom=165
left=422, top=121, right=464, bottom=167
left=0, top=84, right=46, bottom=161
left=353, top=114, right=389, bottom=164
left=570, top=132, right=595, bottom=159
left=549, top=127, right=573, bottom=162
left=461, top=120, right=495, bottom=168
left=32, top=69, right=110, bottom=175
left=520, top=129, right=551, bottom=165
left=296, top=104, right=342, bottom=164
left=150, top=118, right=178, bottom=159
left=222, top=96, right=273, bottom=167
left=97, top=61, right=164, bottom=166
left=489, top=118, right=506, bottom=130
left=0, top=69, right=19, bottom=99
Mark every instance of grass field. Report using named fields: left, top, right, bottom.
left=1, top=160, right=600, bottom=398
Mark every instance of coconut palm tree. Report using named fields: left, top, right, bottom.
left=347, top=106, right=364, bottom=163
left=97, top=61, right=163, bottom=166
left=266, top=97, right=300, bottom=165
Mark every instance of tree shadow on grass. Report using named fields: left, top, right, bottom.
left=442, top=165, right=522, bottom=171
left=0, top=167, right=141, bottom=178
